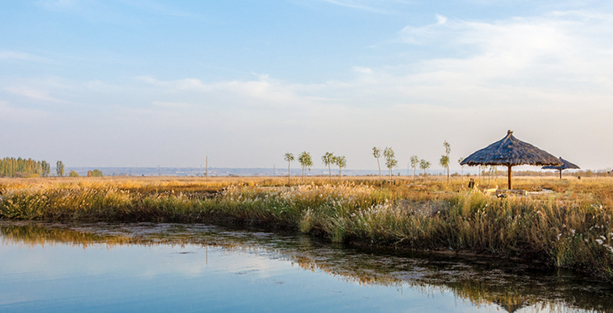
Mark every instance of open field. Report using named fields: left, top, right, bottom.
left=1, top=175, right=612, bottom=281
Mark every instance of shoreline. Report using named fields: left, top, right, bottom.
left=0, top=176, right=612, bottom=283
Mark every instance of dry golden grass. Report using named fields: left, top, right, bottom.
left=1, top=175, right=612, bottom=281
left=1, top=174, right=610, bottom=202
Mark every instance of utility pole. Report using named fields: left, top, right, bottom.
left=205, top=156, right=208, bottom=178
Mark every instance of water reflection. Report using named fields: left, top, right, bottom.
left=1, top=221, right=612, bottom=313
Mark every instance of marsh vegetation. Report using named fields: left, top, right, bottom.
left=0, top=175, right=612, bottom=281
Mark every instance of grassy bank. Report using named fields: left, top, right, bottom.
left=1, top=176, right=612, bottom=281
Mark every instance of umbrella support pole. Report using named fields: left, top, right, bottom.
left=507, top=165, right=512, bottom=190
left=559, top=169, right=562, bottom=180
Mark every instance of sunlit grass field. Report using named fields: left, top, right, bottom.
left=1, top=175, right=612, bottom=281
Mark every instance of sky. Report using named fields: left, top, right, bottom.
left=2, top=0, right=613, bottom=171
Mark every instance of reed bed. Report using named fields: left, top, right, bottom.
left=0, top=176, right=612, bottom=281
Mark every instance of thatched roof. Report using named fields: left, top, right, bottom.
left=460, top=130, right=561, bottom=167
left=542, top=157, right=580, bottom=170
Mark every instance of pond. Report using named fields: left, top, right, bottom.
left=0, top=221, right=611, bottom=313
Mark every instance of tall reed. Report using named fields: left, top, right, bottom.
left=1, top=177, right=612, bottom=280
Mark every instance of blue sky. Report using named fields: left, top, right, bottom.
left=2, top=0, right=613, bottom=171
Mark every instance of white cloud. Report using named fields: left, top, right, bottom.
left=3, top=86, right=68, bottom=103
left=4, top=8, right=613, bottom=169
left=353, top=66, right=373, bottom=74
left=318, top=0, right=413, bottom=14
left=36, top=0, right=90, bottom=10
left=323, top=0, right=387, bottom=12
left=0, top=51, right=47, bottom=62
left=39, top=0, right=80, bottom=7
left=399, top=15, right=453, bottom=45
left=0, top=100, right=47, bottom=122
left=121, top=0, right=200, bottom=18
left=137, top=75, right=307, bottom=108
left=395, top=11, right=613, bottom=105
left=151, top=101, right=192, bottom=109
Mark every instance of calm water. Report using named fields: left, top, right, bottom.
left=0, top=221, right=611, bottom=313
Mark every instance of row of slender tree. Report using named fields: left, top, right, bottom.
left=284, top=151, right=348, bottom=182
left=372, top=147, right=398, bottom=180
left=283, top=141, right=460, bottom=182
left=282, top=147, right=400, bottom=182
left=0, top=158, right=104, bottom=178
left=0, top=157, right=58, bottom=178
left=398, top=141, right=455, bottom=182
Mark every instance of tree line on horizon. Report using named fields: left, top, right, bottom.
left=0, top=157, right=103, bottom=178
left=283, top=141, right=459, bottom=182
left=280, top=141, right=593, bottom=184
left=284, top=151, right=347, bottom=181
left=0, top=157, right=51, bottom=178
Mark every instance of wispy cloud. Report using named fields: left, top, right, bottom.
left=151, top=101, right=192, bottom=109
left=399, top=14, right=451, bottom=45
left=36, top=0, right=92, bottom=11
left=396, top=11, right=613, bottom=91
left=0, top=100, right=48, bottom=122
left=37, top=0, right=202, bottom=20
left=4, top=86, right=69, bottom=103
left=0, top=51, right=48, bottom=62
left=120, top=0, right=200, bottom=18
left=353, top=66, right=373, bottom=74
left=319, top=0, right=413, bottom=14
left=137, top=74, right=304, bottom=107
left=9, top=9, right=613, bottom=115
left=4, top=6, right=613, bottom=168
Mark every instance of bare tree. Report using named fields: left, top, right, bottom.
left=333, top=155, right=346, bottom=178
left=298, top=152, right=313, bottom=181
left=284, top=152, right=294, bottom=185
left=410, top=155, right=419, bottom=179
left=322, top=152, right=334, bottom=182
left=56, top=160, right=64, bottom=177
left=372, top=147, right=382, bottom=181
left=443, top=141, right=451, bottom=183
left=440, top=155, right=449, bottom=182
left=488, top=165, right=497, bottom=187
left=383, top=147, right=398, bottom=180
left=41, top=160, right=50, bottom=177
left=479, top=165, right=487, bottom=184
left=419, top=159, right=431, bottom=178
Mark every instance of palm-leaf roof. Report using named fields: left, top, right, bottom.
left=460, top=131, right=561, bottom=167
left=542, top=157, right=580, bottom=170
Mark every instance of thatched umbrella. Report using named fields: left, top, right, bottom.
left=542, top=157, right=580, bottom=180
left=460, top=130, right=561, bottom=189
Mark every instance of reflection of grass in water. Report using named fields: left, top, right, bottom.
left=2, top=222, right=612, bottom=313
left=1, top=177, right=612, bottom=282
left=0, top=223, right=137, bottom=248
left=1, top=223, right=114, bottom=248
